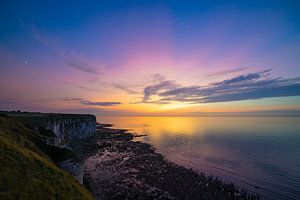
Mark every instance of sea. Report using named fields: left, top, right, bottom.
left=97, top=116, right=300, bottom=200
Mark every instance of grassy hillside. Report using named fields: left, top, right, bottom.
left=0, top=115, right=94, bottom=200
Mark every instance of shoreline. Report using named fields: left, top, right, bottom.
left=71, top=124, right=260, bottom=200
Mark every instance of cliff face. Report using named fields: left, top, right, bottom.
left=46, top=115, right=96, bottom=147
left=0, top=112, right=97, bottom=184
left=0, top=114, right=95, bottom=200
left=43, top=114, right=97, bottom=184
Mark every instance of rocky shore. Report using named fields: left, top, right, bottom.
left=72, top=124, right=260, bottom=200
left=0, top=111, right=261, bottom=199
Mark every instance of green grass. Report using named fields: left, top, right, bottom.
left=0, top=116, right=94, bottom=200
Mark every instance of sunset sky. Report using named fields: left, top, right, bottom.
left=1, top=0, right=300, bottom=116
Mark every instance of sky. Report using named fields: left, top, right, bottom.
left=0, top=0, right=300, bottom=116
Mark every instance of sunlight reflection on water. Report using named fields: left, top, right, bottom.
left=97, top=116, right=300, bottom=200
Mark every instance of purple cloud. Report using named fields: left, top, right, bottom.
left=63, top=97, right=121, bottom=106
left=141, top=70, right=300, bottom=104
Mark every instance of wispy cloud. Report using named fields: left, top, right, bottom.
left=63, top=97, right=121, bottom=106
left=206, top=67, right=248, bottom=77
left=150, top=73, right=166, bottom=82
left=19, top=18, right=103, bottom=75
left=112, top=84, right=140, bottom=94
left=64, top=53, right=100, bottom=74
left=61, top=81, right=99, bottom=92
left=214, top=69, right=271, bottom=85
left=80, top=101, right=121, bottom=106
left=143, top=80, right=179, bottom=102
left=112, top=74, right=167, bottom=95
left=140, top=70, right=300, bottom=104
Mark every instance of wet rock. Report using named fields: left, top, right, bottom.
left=81, top=127, right=259, bottom=200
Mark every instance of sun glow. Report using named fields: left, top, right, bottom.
left=154, top=102, right=195, bottom=111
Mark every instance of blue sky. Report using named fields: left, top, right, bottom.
left=0, top=0, right=300, bottom=115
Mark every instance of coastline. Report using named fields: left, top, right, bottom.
left=72, top=123, right=260, bottom=200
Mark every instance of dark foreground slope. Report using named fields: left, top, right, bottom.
left=0, top=114, right=94, bottom=200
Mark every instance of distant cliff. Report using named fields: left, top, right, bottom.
left=45, top=114, right=96, bottom=147
left=1, top=112, right=97, bottom=148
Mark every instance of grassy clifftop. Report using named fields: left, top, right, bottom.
left=0, top=111, right=96, bottom=129
left=0, top=115, right=94, bottom=200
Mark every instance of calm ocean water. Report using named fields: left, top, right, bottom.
left=97, top=116, right=300, bottom=200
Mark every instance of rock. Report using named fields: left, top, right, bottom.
left=82, top=127, right=260, bottom=200
left=59, top=159, right=84, bottom=184
left=46, top=115, right=96, bottom=147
